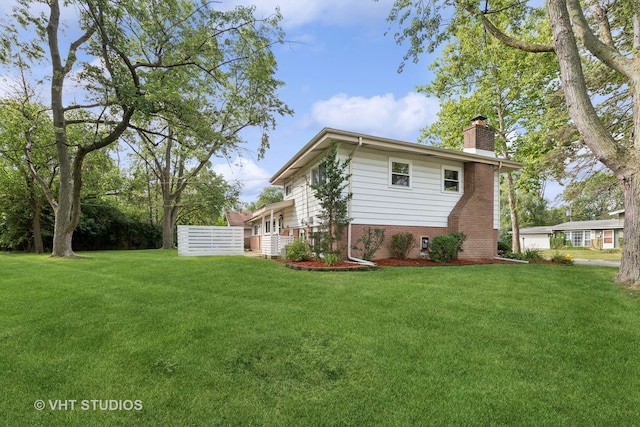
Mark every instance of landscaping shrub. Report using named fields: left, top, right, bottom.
left=428, top=232, right=467, bottom=263
left=323, top=252, right=340, bottom=266
left=521, top=248, right=544, bottom=262
left=286, top=239, right=313, bottom=261
left=550, top=233, right=566, bottom=249
left=389, top=232, right=417, bottom=259
left=352, top=227, right=385, bottom=260
left=550, top=251, right=574, bottom=265
left=497, top=240, right=511, bottom=257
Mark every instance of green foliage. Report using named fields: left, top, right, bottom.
left=352, top=227, right=385, bottom=261
left=285, top=239, right=312, bottom=262
left=311, top=141, right=352, bottom=264
left=428, top=232, right=467, bottom=263
left=2, top=0, right=292, bottom=256
left=389, top=233, right=417, bottom=260
left=521, top=248, right=545, bottom=263
left=550, top=251, right=574, bottom=265
left=74, top=201, right=161, bottom=250
left=497, top=240, right=512, bottom=257
left=323, top=253, right=340, bottom=266
left=246, top=187, right=284, bottom=211
left=550, top=234, right=566, bottom=250
left=562, top=172, right=623, bottom=220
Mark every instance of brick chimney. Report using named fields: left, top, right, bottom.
left=448, top=116, right=498, bottom=259
left=463, top=116, right=495, bottom=157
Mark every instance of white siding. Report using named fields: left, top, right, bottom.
left=280, top=145, right=502, bottom=230
left=350, top=149, right=463, bottom=227
left=282, top=160, right=326, bottom=228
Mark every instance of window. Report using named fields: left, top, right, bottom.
left=584, top=231, right=591, bottom=247
left=285, top=185, right=292, bottom=196
left=443, top=166, right=461, bottom=192
left=253, top=224, right=260, bottom=236
left=390, top=159, right=411, bottom=188
left=311, top=163, right=326, bottom=185
left=571, top=231, right=583, bottom=247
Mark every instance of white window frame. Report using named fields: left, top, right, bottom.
left=285, top=184, right=292, bottom=197
left=442, top=165, right=462, bottom=193
left=389, top=158, right=412, bottom=189
left=311, top=163, right=327, bottom=186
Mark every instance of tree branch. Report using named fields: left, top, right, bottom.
left=565, top=0, right=636, bottom=80
left=464, top=3, right=555, bottom=53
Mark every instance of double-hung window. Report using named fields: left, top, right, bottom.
left=311, top=163, right=326, bottom=185
left=390, top=159, right=411, bottom=188
left=443, top=166, right=462, bottom=193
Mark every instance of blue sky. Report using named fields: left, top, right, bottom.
left=210, top=0, right=442, bottom=203
left=2, top=1, right=564, bottom=206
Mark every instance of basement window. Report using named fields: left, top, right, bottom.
left=443, top=166, right=462, bottom=193
left=390, top=159, right=411, bottom=188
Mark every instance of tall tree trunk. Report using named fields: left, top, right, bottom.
left=31, top=203, right=44, bottom=254
left=548, top=0, right=640, bottom=284
left=616, top=175, right=640, bottom=284
left=162, top=202, right=175, bottom=249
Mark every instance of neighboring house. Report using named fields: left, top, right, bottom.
left=519, top=210, right=624, bottom=250
left=223, top=211, right=253, bottom=249
left=247, top=117, right=522, bottom=260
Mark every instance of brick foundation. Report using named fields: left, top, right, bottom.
left=349, top=224, right=449, bottom=260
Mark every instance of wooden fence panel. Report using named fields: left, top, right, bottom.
left=177, top=225, right=244, bottom=256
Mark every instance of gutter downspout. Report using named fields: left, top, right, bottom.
left=347, top=137, right=376, bottom=266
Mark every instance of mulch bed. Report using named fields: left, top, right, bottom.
left=285, top=257, right=515, bottom=271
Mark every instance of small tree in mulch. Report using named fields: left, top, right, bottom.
left=352, top=227, right=385, bottom=261
left=311, top=140, right=352, bottom=266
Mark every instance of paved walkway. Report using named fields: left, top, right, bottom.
left=574, top=259, right=620, bottom=267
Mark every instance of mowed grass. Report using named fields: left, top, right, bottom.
left=541, top=248, right=622, bottom=262
left=1, top=251, right=639, bottom=426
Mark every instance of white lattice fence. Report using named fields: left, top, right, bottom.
left=178, top=226, right=244, bottom=256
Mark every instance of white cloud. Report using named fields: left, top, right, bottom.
left=307, top=92, right=440, bottom=141
left=212, top=156, right=273, bottom=202
left=225, top=0, right=395, bottom=29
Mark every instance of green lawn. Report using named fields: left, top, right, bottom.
left=542, top=248, right=622, bottom=262
left=1, top=251, right=639, bottom=426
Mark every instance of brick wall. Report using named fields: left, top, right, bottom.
left=350, top=224, right=449, bottom=260
left=447, top=162, right=497, bottom=259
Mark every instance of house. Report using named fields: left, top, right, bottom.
left=519, top=210, right=624, bottom=250
left=223, top=211, right=253, bottom=249
left=247, top=117, right=522, bottom=260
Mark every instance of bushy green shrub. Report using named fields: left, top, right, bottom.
left=497, top=240, right=511, bottom=257
left=286, top=239, right=312, bottom=261
left=323, top=252, right=340, bottom=266
left=521, top=248, right=544, bottom=262
left=389, top=232, right=416, bottom=260
left=428, top=232, right=466, bottom=263
left=352, top=227, right=385, bottom=260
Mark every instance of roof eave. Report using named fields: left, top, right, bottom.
left=269, top=128, right=522, bottom=186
